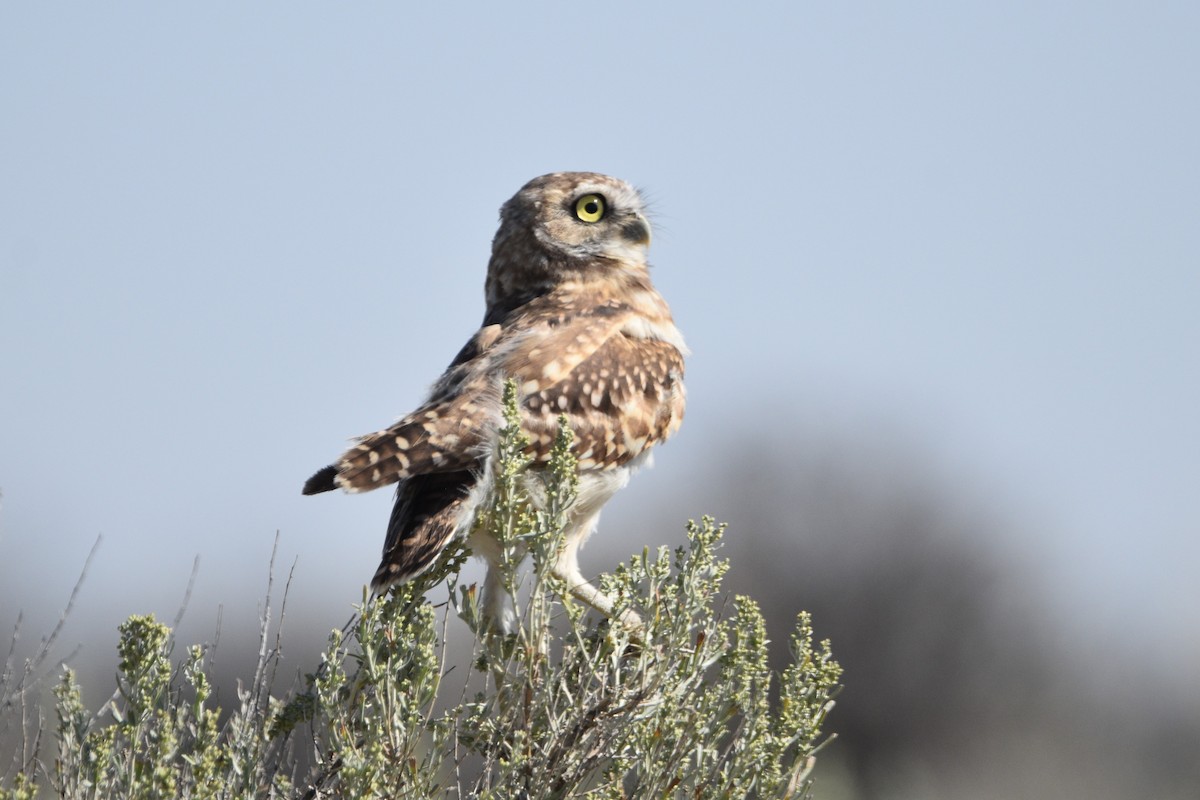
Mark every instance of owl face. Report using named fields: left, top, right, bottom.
left=502, top=172, right=652, bottom=264
left=485, top=172, right=657, bottom=320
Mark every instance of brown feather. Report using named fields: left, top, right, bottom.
left=333, top=394, right=495, bottom=492
left=302, top=465, right=339, bottom=495
left=518, top=331, right=685, bottom=468
left=372, top=471, right=475, bottom=587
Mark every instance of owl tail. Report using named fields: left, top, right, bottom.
left=372, top=471, right=476, bottom=589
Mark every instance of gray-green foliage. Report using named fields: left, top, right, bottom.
left=2, top=383, right=841, bottom=799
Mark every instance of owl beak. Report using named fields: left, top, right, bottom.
left=621, top=213, right=652, bottom=247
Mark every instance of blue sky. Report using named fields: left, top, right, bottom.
left=2, top=3, right=1197, bottom=686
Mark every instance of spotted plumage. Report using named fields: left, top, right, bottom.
left=303, top=172, right=686, bottom=630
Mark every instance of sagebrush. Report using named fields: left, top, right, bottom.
left=1, top=389, right=841, bottom=799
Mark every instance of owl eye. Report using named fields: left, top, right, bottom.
left=574, top=193, right=607, bottom=223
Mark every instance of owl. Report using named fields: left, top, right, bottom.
left=303, top=172, right=686, bottom=632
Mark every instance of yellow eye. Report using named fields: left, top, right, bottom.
left=574, top=193, right=606, bottom=223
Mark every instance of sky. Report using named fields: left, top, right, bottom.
left=2, top=2, right=1198, bottom=690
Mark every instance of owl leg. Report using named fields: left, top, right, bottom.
left=550, top=513, right=643, bottom=632
left=467, top=523, right=523, bottom=635
left=481, top=560, right=519, bottom=635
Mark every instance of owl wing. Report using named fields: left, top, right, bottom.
left=369, top=326, right=686, bottom=588
left=301, top=325, right=504, bottom=496
left=304, top=308, right=684, bottom=495
left=511, top=323, right=687, bottom=470
left=310, top=308, right=685, bottom=588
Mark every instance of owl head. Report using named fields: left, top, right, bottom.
left=485, top=172, right=653, bottom=317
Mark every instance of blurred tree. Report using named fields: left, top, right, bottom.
left=614, top=427, right=1199, bottom=800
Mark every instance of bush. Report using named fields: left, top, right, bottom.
left=2, top=387, right=841, bottom=799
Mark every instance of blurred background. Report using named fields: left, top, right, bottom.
left=2, top=3, right=1197, bottom=797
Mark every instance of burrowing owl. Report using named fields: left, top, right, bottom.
left=303, top=172, right=686, bottom=631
